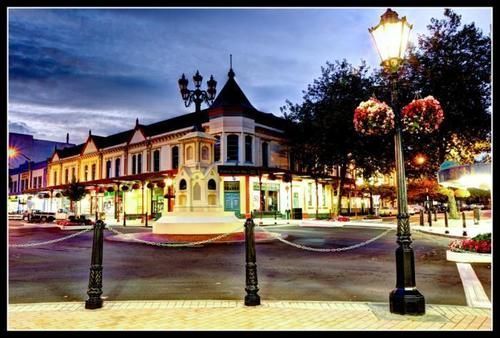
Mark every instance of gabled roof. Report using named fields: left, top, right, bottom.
left=55, top=144, right=84, bottom=159
left=211, top=68, right=256, bottom=110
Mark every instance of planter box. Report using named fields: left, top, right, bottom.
left=446, top=250, right=491, bottom=263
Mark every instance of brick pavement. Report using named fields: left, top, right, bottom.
left=8, top=300, right=491, bottom=330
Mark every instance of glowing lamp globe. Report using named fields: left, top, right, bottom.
left=369, top=8, right=413, bottom=73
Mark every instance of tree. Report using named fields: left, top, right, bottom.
left=63, top=178, right=86, bottom=213
left=281, top=60, right=393, bottom=216
left=398, top=9, right=491, bottom=175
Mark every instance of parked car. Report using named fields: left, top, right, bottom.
left=337, top=216, right=350, bottom=222
left=8, top=211, right=24, bottom=220
left=56, top=215, right=94, bottom=226
left=408, top=204, right=424, bottom=215
left=378, top=207, right=397, bottom=216
left=470, top=204, right=485, bottom=209
left=24, top=210, right=56, bottom=223
left=55, top=208, right=75, bottom=220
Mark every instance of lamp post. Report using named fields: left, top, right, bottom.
left=9, top=147, right=33, bottom=192
left=178, top=71, right=217, bottom=113
left=369, top=8, right=425, bottom=315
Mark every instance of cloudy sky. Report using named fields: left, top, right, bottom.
left=8, top=7, right=491, bottom=145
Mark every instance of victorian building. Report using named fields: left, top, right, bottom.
left=35, top=67, right=360, bottom=223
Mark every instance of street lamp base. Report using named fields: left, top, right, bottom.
left=389, top=288, right=425, bottom=315
left=244, top=294, right=261, bottom=306
left=85, top=298, right=103, bottom=309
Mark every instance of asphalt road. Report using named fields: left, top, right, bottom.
left=8, top=222, right=491, bottom=305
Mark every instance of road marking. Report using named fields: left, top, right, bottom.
left=456, top=262, right=491, bottom=308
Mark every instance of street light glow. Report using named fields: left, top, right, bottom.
left=369, top=8, right=413, bottom=73
left=8, top=147, right=18, bottom=158
left=415, top=154, right=426, bottom=165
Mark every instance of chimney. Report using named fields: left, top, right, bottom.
left=89, top=129, right=92, bottom=137
left=66, top=133, right=69, bottom=144
left=136, top=118, right=139, bottom=127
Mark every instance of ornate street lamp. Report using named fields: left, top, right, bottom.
left=178, top=71, right=217, bottom=113
left=369, top=8, right=425, bottom=315
left=9, top=147, right=33, bottom=191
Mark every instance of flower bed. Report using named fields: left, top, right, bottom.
left=448, top=233, right=491, bottom=254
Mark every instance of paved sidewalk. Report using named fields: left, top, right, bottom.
left=8, top=300, right=491, bottom=330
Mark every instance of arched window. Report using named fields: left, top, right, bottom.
left=153, top=149, right=160, bottom=172
left=208, top=179, right=216, bottom=190
left=172, top=146, right=179, bottom=169
left=245, top=135, right=252, bottom=163
left=64, top=168, right=69, bottom=184
left=193, top=182, right=201, bottom=200
left=214, top=136, right=221, bottom=162
left=84, top=165, right=88, bottom=181
left=115, top=158, right=121, bottom=177
left=71, top=167, right=76, bottom=181
left=262, top=142, right=269, bottom=168
left=227, top=134, right=239, bottom=162
left=91, top=163, right=96, bottom=180
left=201, top=145, right=209, bottom=161
left=179, top=179, right=187, bottom=190
left=186, top=145, right=193, bottom=161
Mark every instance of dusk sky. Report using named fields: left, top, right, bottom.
left=8, top=7, right=492, bottom=145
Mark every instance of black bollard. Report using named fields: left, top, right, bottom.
left=244, top=218, right=261, bottom=306
left=462, top=212, right=467, bottom=237
left=427, top=209, right=432, bottom=227
left=274, top=209, right=277, bottom=225
left=433, top=209, right=437, bottom=222
left=419, top=210, right=424, bottom=226
left=123, top=212, right=126, bottom=227
left=85, top=220, right=105, bottom=309
left=145, top=212, right=148, bottom=227
left=444, top=211, right=449, bottom=234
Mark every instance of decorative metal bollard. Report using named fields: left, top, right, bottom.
left=462, top=212, right=467, bottom=237
left=444, top=211, right=449, bottom=234
left=123, top=212, right=126, bottom=227
left=85, top=220, right=105, bottom=309
left=145, top=212, right=149, bottom=227
left=433, top=209, right=437, bottom=222
left=244, top=218, right=261, bottom=306
left=427, top=209, right=432, bottom=227
left=419, top=210, right=424, bottom=226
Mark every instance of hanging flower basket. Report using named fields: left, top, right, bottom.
left=37, top=193, right=44, bottom=199
left=267, top=173, right=276, bottom=181
left=132, top=183, right=141, bottom=190
left=121, top=185, right=129, bottom=192
left=84, top=189, right=91, bottom=194
left=147, top=182, right=155, bottom=189
left=107, top=186, right=115, bottom=193
left=156, top=181, right=166, bottom=188
left=55, top=192, right=62, bottom=198
left=61, top=190, right=68, bottom=197
left=43, top=193, right=50, bottom=199
left=401, top=96, right=444, bottom=134
left=354, top=98, right=395, bottom=136
left=98, top=187, right=105, bottom=193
